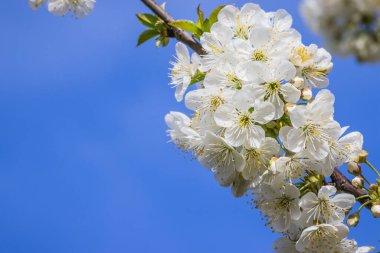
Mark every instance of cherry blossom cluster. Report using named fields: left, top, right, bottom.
left=301, top=0, right=380, bottom=62
left=165, top=4, right=374, bottom=252
left=28, top=0, right=95, bottom=17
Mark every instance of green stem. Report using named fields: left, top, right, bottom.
left=356, top=194, right=370, bottom=201
left=358, top=200, right=374, bottom=212
left=360, top=174, right=371, bottom=185
left=365, top=161, right=380, bottom=178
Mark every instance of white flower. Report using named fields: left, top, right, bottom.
left=165, top=111, right=203, bottom=156
left=301, top=0, right=380, bottom=62
left=170, top=42, right=201, bottom=102
left=185, top=86, right=234, bottom=129
left=274, top=237, right=299, bottom=253
left=241, top=137, right=280, bottom=180
left=200, top=23, right=235, bottom=71
left=295, top=223, right=349, bottom=252
left=29, top=0, right=45, bottom=10
left=203, top=63, right=248, bottom=90
left=234, top=27, right=296, bottom=63
left=257, top=183, right=301, bottom=232
left=48, top=0, right=70, bottom=16
left=322, top=127, right=364, bottom=172
left=239, top=60, right=300, bottom=119
left=214, top=88, right=275, bottom=147
left=337, top=239, right=375, bottom=253
left=291, top=44, right=333, bottom=88
left=300, top=185, right=355, bottom=224
left=281, top=89, right=341, bottom=160
left=217, top=4, right=267, bottom=40
left=71, top=0, right=96, bottom=17
left=271, top=153, right=315, bottom=181
left=202, top=131, right=245, bottom=186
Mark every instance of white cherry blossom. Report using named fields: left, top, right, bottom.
left=214, top=88, right=275, bottom=147
left=281, top=89, right=341, bottom=161
left=239, top=60, right=300, bottom=119
left=202, top=131, right=245, bottom=186
left=170, top=42, right=201, bottom=102
left=300, top=185, right=356, bottom=224
left=295, top=223, right=349, bottom=252
left=256, top=183, right=301, bottom=232
left=291, top=44, right=333, bottom=88
left=241, top=137, right=280, bottom=180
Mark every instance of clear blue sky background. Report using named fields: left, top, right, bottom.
left=0, top=1, right=379, bottom=252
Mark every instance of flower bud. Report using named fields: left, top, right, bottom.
left=352, top=176, right=364, bottom=188
left=348, top=162, right=362, bottom=176
left=371, top=203, right=380, bottom=218
left=370, top=184, right=378, bottom=192
left=291, top=77, right=305, bottom=88
left=301, top=88, right=312, bottom=101
left=284, top=103, right=296, bottom=115
left=358, top=150, right=368, bottom=163
left=29, top=0, right=45, bottom=10
left=347, top=213, right=360, bottom=227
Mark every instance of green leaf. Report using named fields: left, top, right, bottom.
left=169, top=20, right=203, bottom=34
left=209, top=5, right=225, bottom=26
left=189, top=70, right=206, bottom=86
left=136, top=13, right=159, bottom=29
left=155, top=36, right=170, bottom=48
left=196, top=4, right=205, bottom=27
left=202, top=19, right=211, bottom=32
left=137, top=29, right=160, bottom=46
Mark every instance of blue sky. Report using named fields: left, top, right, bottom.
left=0, top=1, right=379, bottom=252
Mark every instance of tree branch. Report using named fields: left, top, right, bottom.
left=141, top=0, right=371, bottom=210
left=331, top=168, right=371, bottom=209
left=140, top=0, right=206, bottom=55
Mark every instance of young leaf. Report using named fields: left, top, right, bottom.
left=196, top=4, right=205, bottom=26
left=169, top=20, right=203, bottom=34
left=136, top=13, right=159, bottom=29
left=156, top=36, right=170, bottom=48
left=189, top=70, right=206, bottom=86
left=137, top=29, right=160, bottom=46
left=209, top=5, right=225, bottom=26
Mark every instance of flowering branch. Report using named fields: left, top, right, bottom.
left=140, top=0, right=206, bottom=54
left=140, top=0, right=371, bottom=205
left=139, top=2, right=379, bottom=251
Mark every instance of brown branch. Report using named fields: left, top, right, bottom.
left=140, top=0, right=206, bottom=55
left=331, top=168, right=371, bottom=209
left=141, top=0, right=371, bottom=210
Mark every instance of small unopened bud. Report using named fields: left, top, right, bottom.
left=358, top=150, right=368, bottom=163
left=352, top=176, right=364, bottom=188
left=301, top=88, right=312, bottom=101
left=291, top=77, right=305, bottom=88
left=347, top=213, right=360, bottom=227
left=370, top=184, right=378, bottom=192
left=285, top=103, right=296, bottom=115
left=29, top=0, right=45, bottom=10
left=348, top=162, right=362, bottom=176
left=371, top=203, right=380, bottom=218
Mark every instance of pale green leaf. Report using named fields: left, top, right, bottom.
left=137, top=29, right=160, bottom=46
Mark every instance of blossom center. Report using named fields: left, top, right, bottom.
left=239, top=113, right=252, bottom=128
left=296, top=47, right=313, bottom=63
left=210, top=96, right=224, bottom=111
left=226, top=73, right=243, bottom=89
left=252, top=50, right=268, bottom=61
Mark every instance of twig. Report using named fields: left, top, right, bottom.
left=140, top=0, right=206, bottom=55
left=331, top=168, right=372, bottom=209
